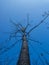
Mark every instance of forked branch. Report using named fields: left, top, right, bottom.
left=27, top=13, right=49, bottom=35
left=10, top=19, right=23, bottom=29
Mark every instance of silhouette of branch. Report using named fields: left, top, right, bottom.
left=0, top=27, right=22, bottom=35
left=0, top=35, right=12, bottom=51
left=7, top=54, right=18, bottom=65
left=40, top=47, right=49, bottom=55
left=25, top=24, right=30, bottom=31
left=29, top=42, right=45, bottom=65
left=29, top=41, right=49, bottom=65
left=10, top=19, right=23, bottom=29
left=29, top=39, right=49, bottom=55
left=24, top=13, right=30, bottom=31
left=0, top=29, right=22, bottom=51
left=40, top=53, right=49, bottom=65
left=10, top=20, right=27, bottom=34
left=28, top=38, right=42, bottom=45
left=2, top=52, right=19, bottom=65
left=27, top=13, right=49, bottom=35
left=18, top=23, right=23, bottom=28
left=10, top=19, right=19, bottom=27
left=0, top=39, right=21, bottom=55
left=29, top=38, right=49, bottom=55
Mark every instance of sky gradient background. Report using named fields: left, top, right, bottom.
left=0, top=0, right=49, bottom=65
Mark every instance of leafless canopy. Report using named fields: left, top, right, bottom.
left=0, top=12, right=49, bottom=65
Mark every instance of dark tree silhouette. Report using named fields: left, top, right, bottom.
left=0, top=12, right=49, bottom=65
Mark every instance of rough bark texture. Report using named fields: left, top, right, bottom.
left=17, top=35, right=30, bottom=65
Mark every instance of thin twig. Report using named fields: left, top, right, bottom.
left=29, top=42, right=45, bottom=65
left=0, top=39, right=21, bottom=55
left=28, top=38, right=42, bottom=45
left=40, top=53, right=49, bottom=65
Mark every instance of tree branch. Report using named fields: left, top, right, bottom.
left=18, top=23, right=23, bottom=28
left=29, top=39, right=49, bottom=55
left=7, top=54, right=18, bottom=65
left=27, top=14, right=49, bottom=35
left=0, top=31, right=22, bottom=51
left=28, top=38, right=42, bottom=45
left=10, top=19, right=23, bottom=29
left=25, top=24, right=30, bottom=31
left=29, top=42, right=45, bottom=65
left=40, top=53, right=49, bottom=65
left=40, top=47, right=49, bottom=55
left=0, top=39, right=21, bottom=55
left=0, top=35, right=12, bottom=51
left=25, top=13, right=30, bottom=31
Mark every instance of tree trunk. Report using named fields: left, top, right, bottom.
left=17, top=34, right=30, bottom=65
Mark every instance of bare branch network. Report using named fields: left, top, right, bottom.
left=0, top=12, right=49, bottom=65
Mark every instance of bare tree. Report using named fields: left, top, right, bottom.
left=0, top=12, right=49, bottom=65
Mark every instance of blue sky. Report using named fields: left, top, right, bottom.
left=0, top=0, right=49, bottom=65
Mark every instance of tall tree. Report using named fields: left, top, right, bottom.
left=0, top=12, right=49, bottom=65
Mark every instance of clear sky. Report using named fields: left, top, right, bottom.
left=0, top=0, right=49, bottom=65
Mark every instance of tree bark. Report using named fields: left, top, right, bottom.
left=17, top=34, right=30, bottom=65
